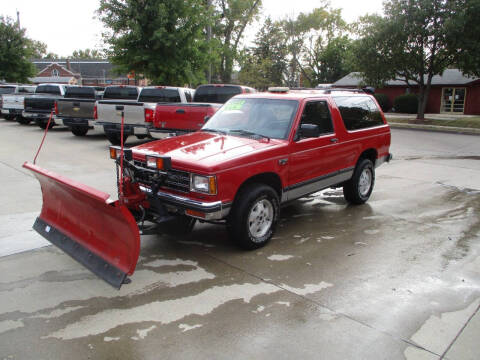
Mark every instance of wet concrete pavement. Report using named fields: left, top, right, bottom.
left=0, top=122, right=479, bottom=359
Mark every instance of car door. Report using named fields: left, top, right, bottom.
left=285, top=99, right=347, bottom=201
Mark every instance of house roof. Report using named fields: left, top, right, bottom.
left=334, top=69, right=480, bottom=87
left=30, top=76, right=76, bottom=83
left=32, top=59, right=127, bottom=80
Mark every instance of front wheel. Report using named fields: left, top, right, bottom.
left=343, top=158, right=375, bottom=204
left=105, top=132, right=128, bottom=145
left=71, top=126, right=88, bottom=136
left=228, top=183, right=279, bottom=250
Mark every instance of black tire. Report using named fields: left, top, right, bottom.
left=4, top=115, right=15, bottom=121
left=136, top=135, right=147, bottom=140
left=71, top=126, right=88, bottom=136
left=227, top=183, right=279, bottom=250
left=106, top=132, right=128, bottom=145
left=36, top=119, right=54, bottom=130
left=17, top=117, right=31, bottom=125
left=161, top=216, right=196, bottom=237
left=343, top=158, right=375, bottom=205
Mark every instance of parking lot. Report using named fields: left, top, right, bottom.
left=0, top=121, right=479, bottom=359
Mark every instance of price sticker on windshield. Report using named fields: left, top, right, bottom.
left=224, top=100, right=245, bottom=111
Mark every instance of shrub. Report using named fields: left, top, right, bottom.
left=393, top=93, right=418, bottom=114
left=373, top=93, right=392, bottom=112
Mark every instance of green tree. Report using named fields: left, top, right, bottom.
left=238, top=17, right=288, bottom=89
left=212, top=0, right=262, bottom=83
left=70, top=48, right=105, bottom=59
left=98, top=0, right=212, bottom=86
left=27, top=39, right=48, bottom=58
left=353, top=0, right=480, bottom=119
left=0, top=16, right=36, bottom=82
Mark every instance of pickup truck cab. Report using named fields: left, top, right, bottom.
left=55, top=86, right=101, bottom=136
left=149, top=84, right=254, bottom=139
left=122, top=87, right=392, bottom=249
left=1, top=85, right=36, bottom=123
left=96, top=86, right=194, bottom=145
left=23, top=84, right=66, bottom=129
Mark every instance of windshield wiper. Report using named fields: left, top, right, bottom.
left=228, top=129, right=270, bottom=140
left=202, top=128, right=228, bottom=135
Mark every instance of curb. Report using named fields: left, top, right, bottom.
left=389, top=122, right=480, bottom=136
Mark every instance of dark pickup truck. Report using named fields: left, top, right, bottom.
left=23, top=84, right=66, bottom=129
left=55, top=86, right=101, bottom=136
left=149, top=84, right=255, bottom=139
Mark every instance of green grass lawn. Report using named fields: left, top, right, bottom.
left=388, top=116, right=480, bottom=129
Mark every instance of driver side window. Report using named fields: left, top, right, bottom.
left=300, top=101, right=334, bottom=136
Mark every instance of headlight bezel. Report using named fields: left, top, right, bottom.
left=190, top=174, right=217, bottom=195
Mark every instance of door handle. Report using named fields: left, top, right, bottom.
left=330, top=138, right=338, bottom=143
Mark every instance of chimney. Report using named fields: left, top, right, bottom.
left=66, top=59, right=71, bottom=71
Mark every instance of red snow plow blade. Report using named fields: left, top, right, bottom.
left=23, top=162, right=140, bottom=288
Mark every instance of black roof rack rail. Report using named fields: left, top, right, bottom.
left=289, top=86, right=375, bottom=94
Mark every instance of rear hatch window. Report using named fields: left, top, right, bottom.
left=103, top=86, right=138, bottom=100
left=193, top=85, right=242, bottom=104
left=35, top=85, right=61, bottom=95
left=138, top=88, right=181, bottom=103
left=0, top=86, right=16, bottom=94
left=65, top=87, right=96, bottom=99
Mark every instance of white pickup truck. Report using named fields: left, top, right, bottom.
left=95, top=86, right=194, bottom=145
left=1, top=85, right=36, bottom=122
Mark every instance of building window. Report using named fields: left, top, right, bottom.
left=51, top=69, right=59, bottom=77
left=441, top=88, right=466, bottom=113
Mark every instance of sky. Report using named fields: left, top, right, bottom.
left=0, top=0, right=384, bottom=57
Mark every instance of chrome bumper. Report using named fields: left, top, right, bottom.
left=139, top=186, right=231, bottom=220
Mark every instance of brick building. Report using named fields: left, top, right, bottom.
left=31, top=59, right=138, bottom=86
left=334, top=69, right=480, bottom=115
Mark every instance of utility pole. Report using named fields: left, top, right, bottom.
left=206, top=0, right=212, bottom=83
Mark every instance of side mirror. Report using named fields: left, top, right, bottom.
left=299, top=124, right=320, bottom=138
left=204, top=115, right=211, bottom=123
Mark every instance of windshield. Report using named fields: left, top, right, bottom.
left=35, top=85, right=61, bottom=95
left=193, top=85, right=242, bottom=103
left=138, top=88, right=181, bottom=103
left=202, top=98, right=298, bottom=140
left=103, top=86, right=138, bottom=100
left=0, top=87, right=16, bottom=94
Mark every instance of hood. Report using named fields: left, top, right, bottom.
left=133, top=131, right=283, bottom=171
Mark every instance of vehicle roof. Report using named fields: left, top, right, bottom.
left=37, top=83, right=65, bottom=87
left=142, top=86, right=194, bottom=91
left=233, top=88, right=374, bottom=101
left=196, top=84, right=255, bottom=90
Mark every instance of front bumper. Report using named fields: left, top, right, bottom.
left=96, top=122, right=150, bottom=136
left=139, top=186, right=231, bottom=221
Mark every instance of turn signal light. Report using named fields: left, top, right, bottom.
left=93, top=104, right=98, bottom=120
left=54, top=101, right=58, bottom=115
left=186, top=209, right=206, bottom=219
left=144, top=108, right=154, bottom=122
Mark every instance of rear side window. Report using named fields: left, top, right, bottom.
left=35, top=85, right=61, bottom=95
left=18, top=87, right=36, bottom=94
left=300, top=101, right=334, bottom=135
left=193, top=85, right=242, bottom=103
left=185, top=91, right=192, bottom=102
left=0, top=87, right=16, bottom=94
left=138, top=88, right=181, bottom=103
left=334, top=96, right=384, bottom=131
left=65, top=87, right=96, bottom=99
left=103, top=87, right=138, bottom=100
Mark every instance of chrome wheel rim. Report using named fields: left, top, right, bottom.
left=248, top=199, right=274, bottom=241
left=358, top=167, right=372, bottom=196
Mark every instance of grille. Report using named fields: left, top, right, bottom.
left=133, top=160, right=190, bottom=193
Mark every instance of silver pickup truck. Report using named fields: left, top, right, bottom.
left=55, top=86, right=101, bottom=136
left=95, top=86, right=194, bottom=145
left=1, top=85, right=36, bottom=123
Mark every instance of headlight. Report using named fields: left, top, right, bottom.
left=191, top=174, right=217, bottom=195
left=145, top=155, right=171, bottom=170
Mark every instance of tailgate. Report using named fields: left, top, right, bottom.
left=154, top=103, right=219, bottom=131
left=57, top=99, right=95, bottom=118
left=97, top=101, right=145, bottom=125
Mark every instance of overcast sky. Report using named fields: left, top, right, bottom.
left=1, top=0, right=384, bottom=57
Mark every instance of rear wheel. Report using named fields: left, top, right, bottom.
left=4, top=115, right=15, bottom=121
left=71, top=126, right=88, bottom=136
left=17, top=116, right=31, bottom=125
left=36, top=119, right=54, bottom=130
left=106, top=132, right=128, bottom=145
left=343, top=158, right=375, bottom=204
left=227, top=183, right=279, bottom=250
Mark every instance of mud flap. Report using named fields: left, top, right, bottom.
left=23, top=162, right=140, bottom=289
